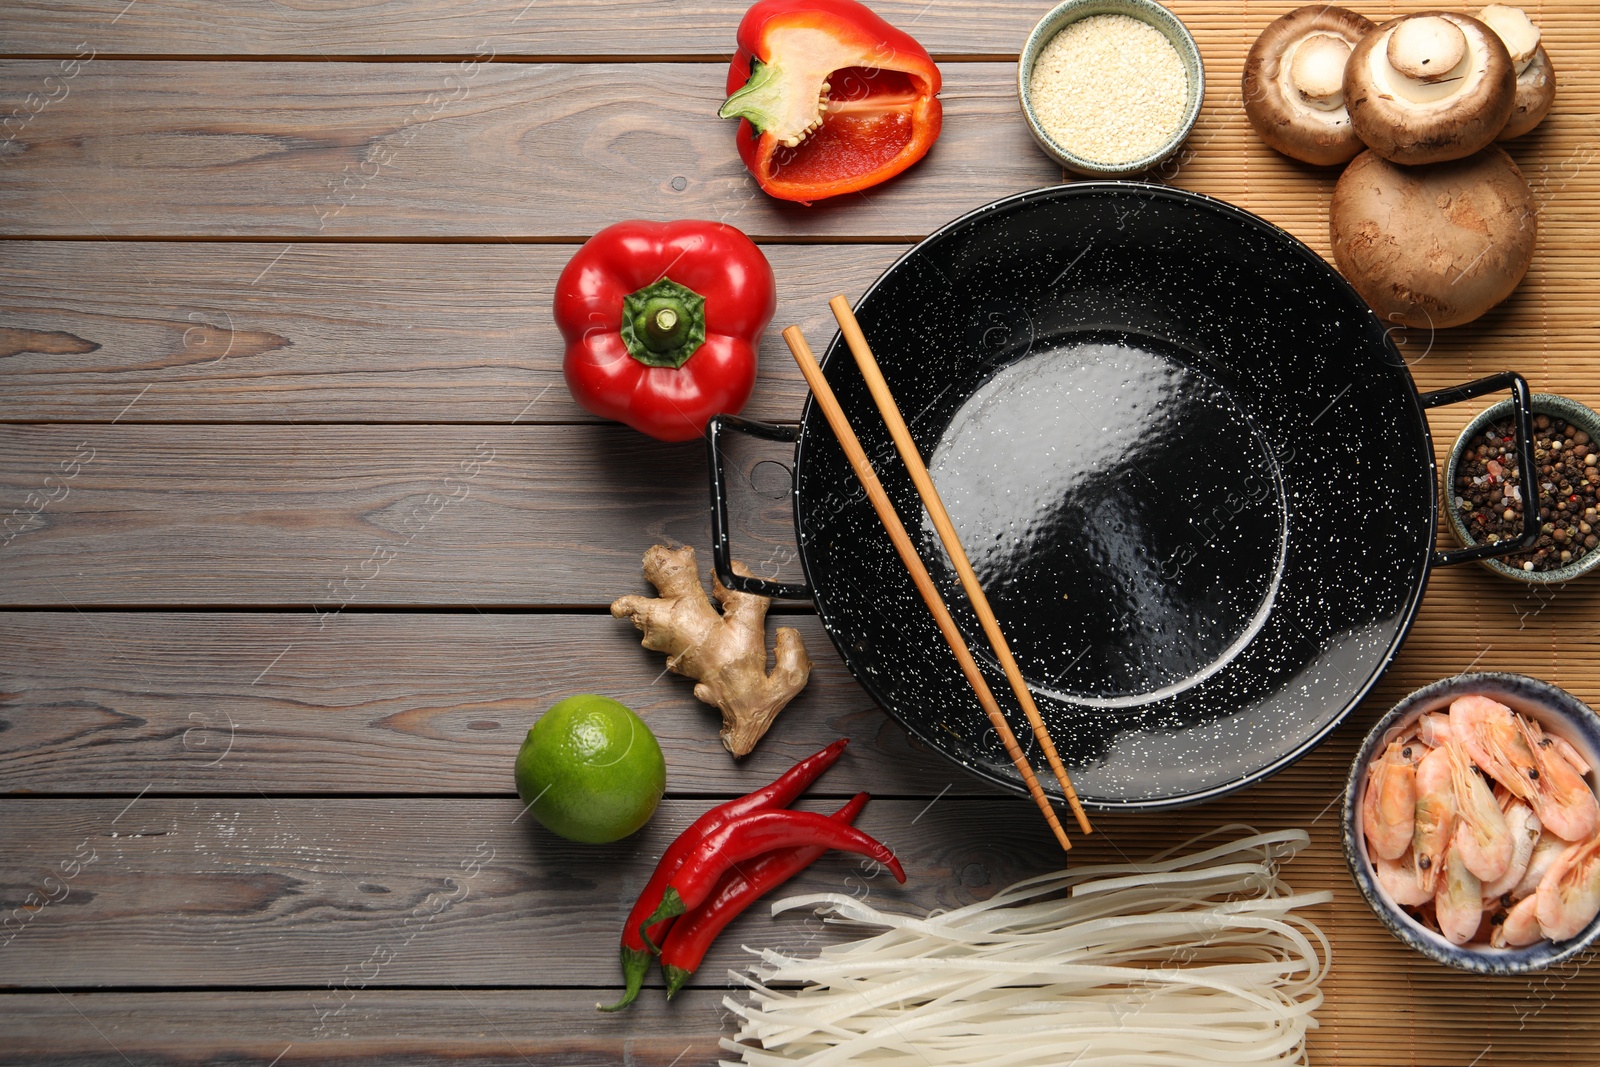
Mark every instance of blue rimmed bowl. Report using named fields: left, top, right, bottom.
left=1343, top=672, right=1600, bottom=973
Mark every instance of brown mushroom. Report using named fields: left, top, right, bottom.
left=1330, top=145, right=1535, bottom=329
left=1345, top=11, right=1515, bottom=165
left=1243, top=6, right=1375, bottom=166
left=1477, top=5, right=1555, bottom=139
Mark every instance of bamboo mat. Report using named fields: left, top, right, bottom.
left=1164, top=7, right=1600, bottom=1061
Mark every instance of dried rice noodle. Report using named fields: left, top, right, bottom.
left=720, top=826, right=1331, bottom=1067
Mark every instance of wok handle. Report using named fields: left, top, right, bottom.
left=1419, top=371, right=1539, bottom=568
left=706, top=414, right=812, bottom=599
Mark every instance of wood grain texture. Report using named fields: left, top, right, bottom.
left=2, top=990, right=731, bottom=1066
left=6, top=368, right=1600, bottom=605
left=0, top=612, right=975, bottom=796
left=5, top=562, right=1600, bottom=793
left=3, top=982, right=1599, bottom=1067
left=0, top=423, right=810, bottom=606
left=5, top=789, right=1600, bottom=1067
left=0, top=242, right=903, bottom=423
left=0, top=62, right=1061, bottom=239
left=1, top=232, right=1597, bottom=426
left=0, top=12, right=1594, bottom=239
left=0, top=0, right=1595, bottom=67
left=0, top=790, right=1386, bottom=989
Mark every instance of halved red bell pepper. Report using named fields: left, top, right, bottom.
left=719, top=0, right=942, bottom=203
left=555, top=219, right=775, bottom=442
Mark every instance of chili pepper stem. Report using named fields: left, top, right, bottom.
left=596, top=946, right=654, bottom=1013
left=641, top=887, right=686, bottom=952
left=664, top=964, right=692, bottom=1000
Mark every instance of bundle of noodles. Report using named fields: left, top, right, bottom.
left=721, top=827, right=1331, bottom=1067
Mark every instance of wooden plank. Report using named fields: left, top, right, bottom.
left=3, top=50, right=1589, bottom=239
left=4, top=983, right=1600, bottom=1067
left=2, top=236, right=1600, bottom=424
left=0, top=242, right=903, bottom=423
left=0, top=61, right=1060, bottom=239
left=5, top=352, right=1600, bottom=604
left=2, top=990, right=731, bottom=1066
left=0, top=0, right=1012, bottom=56
left=0, top=18, right=1593, bottom=238
left=6, top=575, right=1600, bottom=795
left=0, top=612, right=977, bottom=797
left=0, top=0, right=1593, bottom=66
left=0, top=789, right=1395, bottom=989
left=0, top=423, right=809, bottom=606
left=6, top=789, right=1600, bottom=1067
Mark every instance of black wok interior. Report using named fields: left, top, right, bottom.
left=796, top=183, right=1437, bottom=808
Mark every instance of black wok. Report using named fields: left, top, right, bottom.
left=709, top=183, right=1536, bottom=810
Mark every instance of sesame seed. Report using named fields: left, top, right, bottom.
left=1028, top=14, right=1188, bottom=166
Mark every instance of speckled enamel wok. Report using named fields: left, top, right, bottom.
left=709, top=183, right=1537, bottom=810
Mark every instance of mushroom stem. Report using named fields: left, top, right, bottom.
left=1478, top=5, right=1540, bottom=73
left=1290, top=34, right=1351, bottom=109
left=1387, top=15, right=1468, bottom=85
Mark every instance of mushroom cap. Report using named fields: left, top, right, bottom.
left=1243, top=5, right=1376, bottom=166
left=1498, top=43, right=1555, bottom=139
left=1345, top=11, right=1516, bottom=165
left=1330, top=145, right=1536, bottom=329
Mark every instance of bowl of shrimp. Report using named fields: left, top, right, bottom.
left=1342, top=672, right=1600, bottom=973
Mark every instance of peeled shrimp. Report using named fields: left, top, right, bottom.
left=1413, top=745, right=1457, bottom=893
left=1450, top=695, right=1535, bottom=801
left=1492, top=893, right=1543, bottom=948
left=1437, top=838, right=1484, bottom=945
left=1482, top=800, right=1541, bottom=901
left=1512, top=830, right=1569, bottom=902
left=1363, top=740, right=1416, bottom=861
left=1520, top=717, right=1600, bottom=842
left=1447, top=740, right=1512, bottom=883
left=1537, top=833, right=1600, bottom=941
left=1374, top=849, right=1433, bottom=906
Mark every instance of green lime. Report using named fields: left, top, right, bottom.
left=514, top=694, right=666, bottom=843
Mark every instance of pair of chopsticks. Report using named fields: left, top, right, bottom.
left=783, top=297, right=1093, bottom=852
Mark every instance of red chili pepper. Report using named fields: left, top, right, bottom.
left=639, top=809, right=905, bottom=945
left=598, top=738, right=847, bottom=1012
left=719, top=0, right=941, bottom=203
left=555, top=219, right=776, bottom=442
left=660, top=792, right=869, bottom=998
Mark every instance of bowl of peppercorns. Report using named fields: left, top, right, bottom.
left=1446, top=394, right=1600, bottom=583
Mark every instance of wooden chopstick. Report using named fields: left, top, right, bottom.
left=828, top=296, right=1095, bottom=838
left=782, top=324, right=1074, bottom=853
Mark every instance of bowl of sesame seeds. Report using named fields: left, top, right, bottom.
left=1018, top=0, right=1204, bottom=178
left=1446, top=393, right=1600, bottom=583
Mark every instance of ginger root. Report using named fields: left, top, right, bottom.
left=612, top=544, right=812, bottom=758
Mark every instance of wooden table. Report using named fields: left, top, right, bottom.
left=3, top=1, right=1598, bottom=1062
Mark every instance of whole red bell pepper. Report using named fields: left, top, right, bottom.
left=719, top=0, right=942, bottom=203
left=555, top=220, right=775, bottom=442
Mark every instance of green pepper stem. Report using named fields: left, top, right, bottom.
left=640, top=887, right=686, bottom=952
left=719, top=58, right=788, bottom=133
left=619, top=279, right=706, bottom=370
